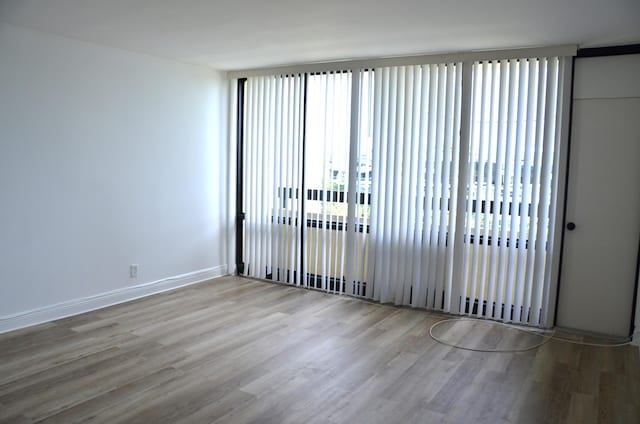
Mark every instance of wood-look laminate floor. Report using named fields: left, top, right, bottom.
left=0, top=277, right=638, bottom=424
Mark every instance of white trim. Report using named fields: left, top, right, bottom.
left=0, top=265, right=229, bottom=334
left=228, top=45, right=577, bottom=78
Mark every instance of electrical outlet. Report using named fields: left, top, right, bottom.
left=130, top=264, right=138, bottom=278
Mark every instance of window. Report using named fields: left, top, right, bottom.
left=237, top=52, right=570, bottom=327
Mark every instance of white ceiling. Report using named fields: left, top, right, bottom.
left=1, top=0, right=639, bottom=71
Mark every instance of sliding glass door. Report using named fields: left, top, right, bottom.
left=366, top=63, right=462, bottom=311
left=241, top=74, right=305, bottom=284
left=304, top=71, right=354, bottom=293
left=457, top=58, right=566, bottom=326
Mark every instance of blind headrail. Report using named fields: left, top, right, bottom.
left=228, top=45, right=577, bottom=78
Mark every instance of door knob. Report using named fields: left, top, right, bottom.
left=566, top=222, right=576, bottom=231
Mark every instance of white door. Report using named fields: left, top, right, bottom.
left=556, top=54, right=640, bottom=337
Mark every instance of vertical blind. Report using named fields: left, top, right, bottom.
left=239, top=55, right=569, bottom=327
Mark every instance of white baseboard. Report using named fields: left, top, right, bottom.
left=0, top=265, right=229, bottom=334
left=633, top=330, right=640, bottom=347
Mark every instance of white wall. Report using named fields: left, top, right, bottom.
left=0, top=23, right=228, bottom=332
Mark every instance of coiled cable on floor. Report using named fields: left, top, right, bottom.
left=429, top=318, right=633, bottom=353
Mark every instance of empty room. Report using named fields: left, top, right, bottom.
left=1, top=0, right=639, bottom=423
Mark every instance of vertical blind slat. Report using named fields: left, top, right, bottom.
left=412, top=65, right=430, bottom=308
left=445, top=66, right=463, bottom=312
